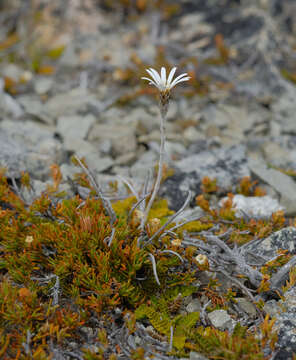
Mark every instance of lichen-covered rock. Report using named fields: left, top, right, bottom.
left=0, top=121, right=64, bottom=179
left=264, top=286, right=296, bottom=360
left=161, top=145, right=249, bottom=210
left=220, top=194, right=283, bottom=219
left=243, top=227, right=296, bottom=262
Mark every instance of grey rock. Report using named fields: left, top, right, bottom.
left=261, top=142, right=291, bottom=166
left=99, top=107, right=130, bottom=124
left=17, top=95, right=54, bottom=125
left=243, top=227, right=296, bottom=264
left=44, top=88, right=102, bottom=119
left=127, top=107, right=159, bottom=133
left=127, top=335, right=136, bottom=349
left=63, top=138, right=94, bottom=155
left=0, top=78, right=23, bottom=117
left=272, top=94, right=296, bottom=135
left=186, top=299, right=201, bottom=313
left=78, top=152, right=113, bottom=174
left=189, top=352, right=209, bottom=360
left=172, top=13, right=213, bottom=44
left=161, top=145, right=249, bottom=210
left=183, top=126, right=204, bottom=144
left=88, top=124, right=137, bottom=156
left=208, top=310, right=235, bottom=331
left=236, top=298, right=257, bottom=318
left=267, top=286, right=296, bottom=360
left=130, top=151, right=157, bottom=179
left=59, top=42, right=80, bottom=67
left=0, top=92, right=24, bottom=118
left=163, top=141, right=187, bottom=163
left=34, top=77, right=53, bottom=95
left=57, top=114, right=95, bottom=140
left=0, top=133, right=30, bottom=178
left=98, top=139, right=112, bottom=155
left=220, top=194, right=283, bottom=219
left=263, top=299, right=281, bottom=318
left=249, top=158, right=296, bottom=215
left=177, top=144, right=249, bottom=188
left=203, top=104, right=244, bottom=131
left=80, top=326, right=93, bottom=340
left=60, top=164, right=78, bottom=181
left=114, top=152, right=137, bottom=166
left=31, top=180, right=49, bottom=198
left=0, top=63, right=24, bottom=81
left=0, top=120, right=64, bottom=179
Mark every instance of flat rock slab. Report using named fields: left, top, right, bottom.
left=264, top=285, right=296, bottom=360
left=220, top=194, right=283, bottom=219
left=0, top=120, right=64, bottom=179
left=161, top=145, right=249, bottom=211
left=243, top=227, right=296, bottom=264
left=208, top=310, right=235, bottom=331
left=57, top=114, right=96, bottom=140
left=249, top=158, right=296, bottom=216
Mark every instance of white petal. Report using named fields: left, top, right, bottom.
left=170, top=73, right=190, bottom=88
left=170, top=77, right=191, bottom=88
left=141, top=77, right=158, bottom=87
left=160, top=67, right=167, bottom=86
left=167, top=67, right=177, bottom=86
left=145, top=69, right=157, bottom=83
left=142, top=77, right=154, bottom=82
left=148, top=68, right=161, bottom=84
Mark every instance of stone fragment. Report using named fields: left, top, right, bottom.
left=57, top=114, right=95, bottom=140
left=264, top=286, right=296, bottom=360
left=60, top=163, right=77, bottom=181
left=261, top=142, right=290, bottom=166
left=186, top=299, right=201, bottom=313
left=183, top=126, right=204, bottom=144
left=161, top=145, right=249, bottom=210
left=220, top=194, right=283, bottom=219
left=17, top=95, right=54, bottom=125
left=243, top=227, right=296, bottom=263
left=236, top=298, right=257, bottom=318
left=0, top=120, right=63, bottom=179
left=189, top=352, right=209, bottom=360
left=1, top=63, right=24, bottom=81
left=34, top=77, right=53, bottom=95
left=177, top=144, right=249, bottom=189
left=126, top=107, right=158, bottom=133
left=130, top=151, right=157, bottom=179
left=80, top=326, right=93, bottom=340
left=114, top=152, right=137, bottom=166
left=0, top=85, right=24, bottom=118
left=249, top=158, right=296, bottom=215
left=208, top=310, right=235, bottom=331
left=44, top=88, right=102, bottom=119
left=88, top=124, right=137, bottom=156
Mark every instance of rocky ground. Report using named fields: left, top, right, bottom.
left=1, top=0, right=296, bottom=359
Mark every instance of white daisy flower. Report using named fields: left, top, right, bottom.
left=141, top=66, right=190, bottom=93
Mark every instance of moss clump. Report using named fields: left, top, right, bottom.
left=0, top=168, right=282, bottom=358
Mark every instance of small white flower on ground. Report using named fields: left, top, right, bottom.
left=141, top=66, right=190, bottom=92
left=195, top=254, right=209, bottom=270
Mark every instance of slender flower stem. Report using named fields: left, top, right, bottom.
left=139, top=66, right=190, bottom=242
left=140, top=107, right=166, bottom=231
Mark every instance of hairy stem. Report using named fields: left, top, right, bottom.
left=141, top=107, right=166, bottom=231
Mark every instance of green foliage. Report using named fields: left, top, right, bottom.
left=0, top=168, right=281, bottom=358
left=135, top=300, right=200, bottom=350
left=0, top=170, right=198, bottom=357
left=184, top=319, right=277, bottom=360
